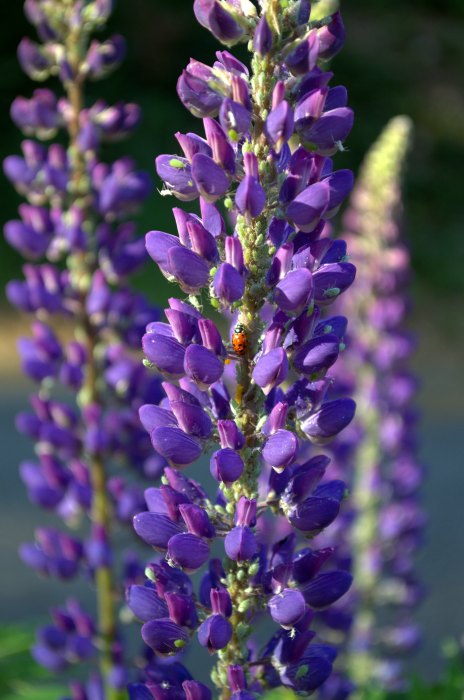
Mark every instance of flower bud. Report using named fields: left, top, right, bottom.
left=194, top=0, right=245, bottom=45
left=179, top=503, right=215, bottom=539
left=235, top=497, right=256, bottom=527
left=285, top=32, right=320, bottom=76
left=210, top=587, right=232, bottom=617
left=317, top=12, right=346, bottom=60
left=218, top=420, right=245, bottom=450
left=86, top=35, right=126, bottom=80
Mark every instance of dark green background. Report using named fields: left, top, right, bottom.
left=1, top=0, right=463, bottom=301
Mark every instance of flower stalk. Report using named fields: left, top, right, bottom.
left=131, top=1, right=358, bottom=697
left=5, top=2, right=158, bottom=697
left=325, top=116, right=421, bottom=695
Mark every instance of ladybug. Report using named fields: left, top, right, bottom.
left=232, top=322, right=248, bottom=357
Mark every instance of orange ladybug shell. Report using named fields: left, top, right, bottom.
left=232, top=323, right=247, bottom=356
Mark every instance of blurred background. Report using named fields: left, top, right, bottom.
left=0, top=0, right=463, bottom=684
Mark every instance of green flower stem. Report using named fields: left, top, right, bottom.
left=346, top=365, right=381, bottom=690
left=213, top=28, right=281, bottom=700
left=64, top=8, right=122, bottom=700
left=343, top=117, right=413, bottom=693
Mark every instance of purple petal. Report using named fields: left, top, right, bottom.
left=168, top=532, right=210, bottom=572
left=252, top=347, right=288, bottom=395
left=150, top=426, right=202, bottom=468
left=126, top=585, right=169, bottom=622
left=301, top=570, right=353, bottom=609
left=289, top=496, right=340, bottom=533
left=301, top=398, right=356, bottom=444
left=263, top=429, right=298, bottom=471
left=210, top=448, right=244, bottom=485
left=235, top=176, right=266, bottom=218
left=168, top=246, right=210, bottom=293
left=269, top=588, right=307, bottom=628
left=184, top=344, right=223, bottom=389
left=286, top=181, right=330, bottom=233
left=191, top=153, right=229, bottom=203
left=141, top=618, right=189, bottom=655
left=213, top=262, right=245, bottom=304
left=275, top=269, right=313, bottom=313
left=142, top=333, right=185, bottom=377
left=224, top=526, right=258, bottom=561
left=133, top=512, right=184, bottom=548
left=292, top=333, right=340, bottom=375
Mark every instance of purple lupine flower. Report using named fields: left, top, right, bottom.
left=132, top=2, right=358, bottom=696
left=6, top=2, right=163, bottom=696
left=316, top=117, right=419, bottom=696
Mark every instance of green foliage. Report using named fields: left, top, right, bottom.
left=344, top=641, right=464, bottom=700
left=0, top=625, right=66, bottom=700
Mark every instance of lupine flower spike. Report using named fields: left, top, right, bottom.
left=319, top=116, right=421, bottom=697
left=5, top=1, right=162, bottom=698
left=132, top=1, right=357, bottom=697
